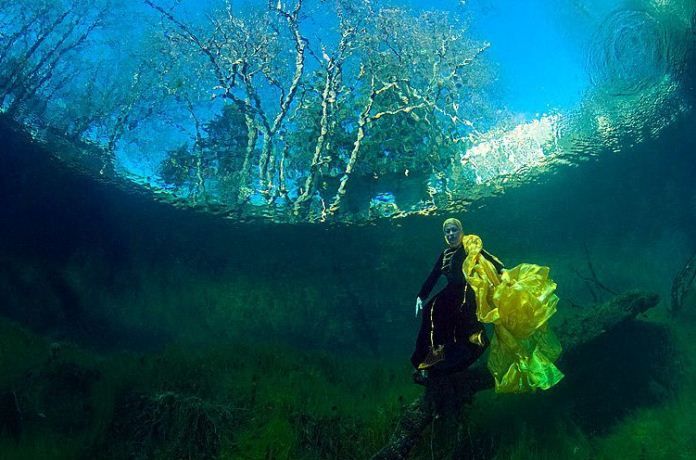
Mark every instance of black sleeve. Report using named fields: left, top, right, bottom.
left=418, top=252, right=443, bottom=299
left=482, top=248, right=505, bottom=274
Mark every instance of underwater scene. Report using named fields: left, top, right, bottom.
left=1, top=0, right=695, bottom=458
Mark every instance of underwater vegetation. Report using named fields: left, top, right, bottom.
left=0, top=315, right=422, bottom=459
left=0, top=285, right=693, bottom=459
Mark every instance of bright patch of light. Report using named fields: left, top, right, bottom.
left=462, top=114, right=561, bottom=184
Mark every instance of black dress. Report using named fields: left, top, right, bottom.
left=411, top=244, right=504, bottom=373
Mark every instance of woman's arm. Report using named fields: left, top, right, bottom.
left=417, top=252, right=444, bottom=300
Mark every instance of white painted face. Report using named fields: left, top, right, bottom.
left=443, top=223, right=462, bottom=248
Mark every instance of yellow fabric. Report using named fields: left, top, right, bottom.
left=462, top=235, right=564, bottom=393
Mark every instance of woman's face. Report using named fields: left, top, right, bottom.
left=443, top=223, right=462, bottom=248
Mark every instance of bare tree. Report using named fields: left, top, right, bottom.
left=1, top=0, right=495, bottom=223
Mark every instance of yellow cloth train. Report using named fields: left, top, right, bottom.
left=463, top=234, right=564, bottom=393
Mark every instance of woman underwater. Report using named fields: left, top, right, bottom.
left=411, top=217, right=564, bottom=392
left=411, top=218, right=503, bottom=382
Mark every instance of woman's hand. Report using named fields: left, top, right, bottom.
left=415, top=297, right=423, bottom=317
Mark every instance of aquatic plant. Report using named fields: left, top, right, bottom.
left=102, top=391, right=234, bottom=459
left=0, top=266, right=692, bottom=459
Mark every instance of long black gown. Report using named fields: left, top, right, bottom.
left=411, top=244, right=504, bottom=373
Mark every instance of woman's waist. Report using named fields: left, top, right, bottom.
left=442, top=280, right=466, bottom=290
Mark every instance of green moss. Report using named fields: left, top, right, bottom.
left=3, top=306, right=695, bottom=460
left=229, top=414, right=296, bottom=459
left=0, top=321, right=415, bottom=459
left=593, top=322, right=696, bottom=460
left=595, top=396, right=696, bottom=460
left=137, top=342, right=417, bottom=459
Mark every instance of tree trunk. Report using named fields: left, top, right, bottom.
left=372, top=291, right=659, bottom=460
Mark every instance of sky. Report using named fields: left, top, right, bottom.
left=468, top=0, right=590, bottom=116
left=395, top=0, right=592, bottom=116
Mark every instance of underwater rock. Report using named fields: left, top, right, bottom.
left=100, top=391, right=234, bottom=460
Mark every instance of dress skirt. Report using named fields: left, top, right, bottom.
left=410, top=282, right=488, bottom=373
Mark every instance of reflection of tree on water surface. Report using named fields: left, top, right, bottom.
left=0, top=0, right=692, bottom=223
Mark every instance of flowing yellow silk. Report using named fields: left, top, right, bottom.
left=462, top=235, right=564, bottom=393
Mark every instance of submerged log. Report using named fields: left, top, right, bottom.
left=671, top=250, right=696, bottom=315
left=372, top=291, right=660, bottom=460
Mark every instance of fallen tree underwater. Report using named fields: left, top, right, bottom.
left=372, top=291, right=660, bottom=460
